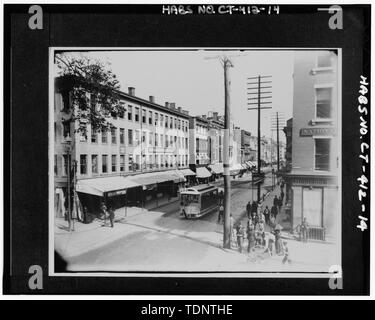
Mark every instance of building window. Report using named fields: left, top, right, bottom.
left=135, top=107, right=140, bottom=122
left=128, top=155, right=134, bottom=171
left=92, top=155, right=98, bottom=174
left=155, top=113, right=158, bottom=126
left=317, top=53, right=332, bottom=68
left=178, top=119, right=181, bottom=130
left=91, top=128, right=97, bottom=143
left=165, top=135, right=169, bottom=148
left=316, top=87, right=332, bottom=118
left=315, top=138, right=330, bottom=171
left=80, top=155, right=87, bottom=175
left=142, top=131, right=146, bottom=143
left=62, top=120, right=70, bottom=139
left=135, top=130, right=140, bottom=146
left=62, top=155, right=68, bottom=176
left=155, top=133, right=158, bottom=146
left=111, top=155, right=117, bottom=172
left=142, top=109, right=146, bottom=123
left=102, top=155, right=108, bottom=173
left=120, top=128, right=125, bottom=144
left=128, top=105, right=133, bottom=121
left=128, top=129, right=133, bottom=145
left=111, top=127, right=117, bottom=144
left=120, top=155, right=125, bottom=172
left=148, top=111, right=153, bottom=125
left=149, top=132, right=153, bottom=146
left=54, top=155, right=58, bottom=175
left=79, top=123, right=87, bottom=142
left=170, top=118, right=173, bottom=129
left=101, top=130, right=108, bottom=144
left=160, top=114, right=164, bottom=127
left=165, top=116, right=168, bottom=128
left=185, top=138, right=188, bottom=149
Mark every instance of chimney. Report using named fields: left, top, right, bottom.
left=149, top=95, right=155, bottom=103
left=202, top=115, right=207, bottom=119
left=170, top=102, right=176, bottom=109
left=165, top=102, right=170, bottom=108
left=182, top=110, right=189, bottom=115
left=178, top=107, right=182, bottom=112
left=213, top=112, right=218, bottom=120
left=128, top=87, right=135, bottom=96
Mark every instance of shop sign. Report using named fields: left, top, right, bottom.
left=300, top=127, right=336, bottom=137
left=107, top=189, right=127, bottom=197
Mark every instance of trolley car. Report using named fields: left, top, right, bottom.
left=179, top=184, right=219, bottom=219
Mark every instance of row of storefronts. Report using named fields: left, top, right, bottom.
left=54, top=162, right=255, bottom=220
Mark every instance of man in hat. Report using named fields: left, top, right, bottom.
left=246, top=201, right=251, bottom=219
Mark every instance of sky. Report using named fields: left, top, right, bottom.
left=56, top=49, right=294, bottom=141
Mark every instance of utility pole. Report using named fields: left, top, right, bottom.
left=223, top=57, right=233, bottom=249
left=247, top=75, right=272, bottom=203
left=204, top=54, right=237, bottom=249
left=271, top=112, right=285, bottom=173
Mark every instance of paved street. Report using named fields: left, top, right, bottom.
left=55, top=171, right=340, bottom=273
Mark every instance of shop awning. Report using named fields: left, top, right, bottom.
left=174, top=170, right=187, bottom=182
left=230, top=163, right=243, bottom=176
left=179, top=168, right=196, bottom=176
left=247, top=161, right=256, bottom=167
left=196, top=166, right=212, bottom=178
left=130, top=170, right=185, bottom=186
left=209, top=163, right=224, bottom=174
left=76, top=176, right=141, bottom=197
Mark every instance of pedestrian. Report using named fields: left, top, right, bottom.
left=274, top=195, right=278, bottom=206
left=256, top=220, right=266, bottom=247
left=281, top=190, right=285, bottom=202
left=219, top=190, right=224, bottom=205
left=263, top=205, right=270, bottom=225
left=300, top=217, right=309, bottom=242
left=100, top=201, right=107, bottom=225
left=282, top=241, right=292, bottom=265
left=236, top=222, right=245, bottom=253
left=271, top=204, right=278, bottom=219
left=274, top=229, right=283, bottom=255
left=82, top=206, right=88, bottom=224
left=278, top=195, right=283, bottom=211
left=108, top=206, right=115, bottom=228
left=217, top=205, right=224, bottom=223
left=247, top=224, right=256, bottom=253
left=264, top=237, right=274, bottom=256
left=246, top=201, right=251, bottom=219
left=229, top=214, right=236, bottom=247
left=251, top=200, right=257, bottom=217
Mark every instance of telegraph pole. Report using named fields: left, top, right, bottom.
left=247, top=75, right=272, bottom=203
left=204, top=55, right=233, bottom=249
left=271, top=112, right=285, bottom=173
left=223, top=57, right=233, bottom=249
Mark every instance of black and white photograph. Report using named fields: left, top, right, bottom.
left=4, top=2, right=370, bottom=296
left=51, top=48, right=341, bottom=275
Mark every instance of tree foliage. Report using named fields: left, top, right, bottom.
left=55, top=53, right=126, bottom=134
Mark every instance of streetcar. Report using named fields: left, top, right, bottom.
left=179, top=184, right=220, bottom=219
